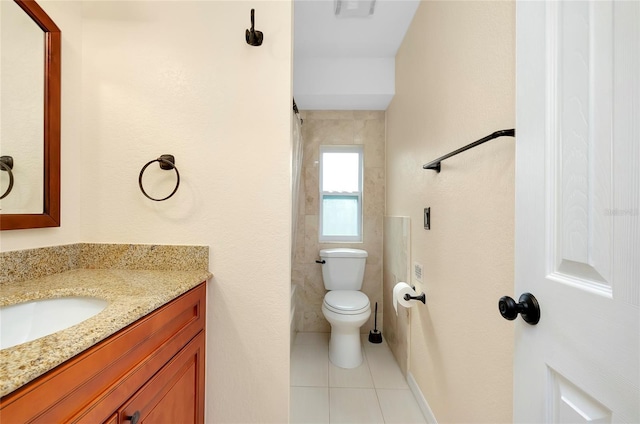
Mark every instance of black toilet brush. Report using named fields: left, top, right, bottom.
left=368, top=302, right=382, bottom=344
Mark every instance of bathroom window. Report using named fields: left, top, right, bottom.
left=319, top=145, right=363, bottom=242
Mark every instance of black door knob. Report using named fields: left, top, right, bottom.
left=498, top=293, right=540, bottom=325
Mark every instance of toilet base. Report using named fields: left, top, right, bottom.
left=328, top=327, right=364, bottom=369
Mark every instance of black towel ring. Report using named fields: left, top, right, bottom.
left=138, top=154, right=180, bottom=201
left=0, top=156, right=15, bottom=200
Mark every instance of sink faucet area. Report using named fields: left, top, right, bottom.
left=0, top=297, right=108, bottom=350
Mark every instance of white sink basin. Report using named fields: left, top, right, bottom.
left=0, top=297, right=108, bottom=350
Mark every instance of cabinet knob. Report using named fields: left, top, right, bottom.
left=125, top=411, right=141, bottom=424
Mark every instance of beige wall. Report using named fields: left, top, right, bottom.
left=3, top=2, right=293, bottom=423
left=293, top=110, right=385, bottom=333
left=386, top=1, right=515, bottom=422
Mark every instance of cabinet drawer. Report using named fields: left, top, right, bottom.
left=0, top=283, right=206, bottom=423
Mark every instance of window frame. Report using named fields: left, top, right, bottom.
left=318, top=144, right=364, bottom=243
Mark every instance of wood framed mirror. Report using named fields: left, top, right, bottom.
left=0, top=0, right=60, bottom=230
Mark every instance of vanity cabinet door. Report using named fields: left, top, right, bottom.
left=119, top=331, right=205, bottom=424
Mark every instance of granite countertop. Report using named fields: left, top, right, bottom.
left=0, top=268, right=212, bottom=397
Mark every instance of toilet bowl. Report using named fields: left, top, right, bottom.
left=322, top=290, right=371, bottom=368
left=318, top=248, right=371, bottom=369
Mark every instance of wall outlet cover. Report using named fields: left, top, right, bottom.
left=413, top=262, right=424, bottom=283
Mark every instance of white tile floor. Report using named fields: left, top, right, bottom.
left=291, top=333, right=426, bottom=424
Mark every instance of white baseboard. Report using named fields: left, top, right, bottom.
left=407, top=372, right=438, bottom=424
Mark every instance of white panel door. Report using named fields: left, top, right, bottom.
left=514, top=1, right=639, bottom=422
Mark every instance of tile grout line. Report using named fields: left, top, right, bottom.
left=364, top=340, right=388, bottom=423
left=327, top=350, right=331, bottom=424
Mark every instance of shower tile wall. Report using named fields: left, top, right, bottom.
left=294, top=110, right=385, bottom=333
left=382, top=216, right=411, bottom=375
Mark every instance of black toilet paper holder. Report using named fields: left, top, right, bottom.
left=404, top=293, right=426, bottom=304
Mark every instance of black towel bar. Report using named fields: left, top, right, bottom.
left=423, top=129, right=515, bottom=173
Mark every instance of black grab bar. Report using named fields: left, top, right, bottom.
left=422, top=129, right=515, bottom=173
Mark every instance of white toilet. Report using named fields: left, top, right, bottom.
left=319, top=248, right=371, bottom=369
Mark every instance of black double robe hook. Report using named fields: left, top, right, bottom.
left=245, top=9, right=263, bottom=46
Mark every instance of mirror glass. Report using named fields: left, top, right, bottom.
left=1, top=0, right=45, bottom=214
left=0, top=0, right=60, bottom=230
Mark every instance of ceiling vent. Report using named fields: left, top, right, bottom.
left=334, top=0, right=376, bottom=18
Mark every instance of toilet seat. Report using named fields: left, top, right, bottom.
left=323, top=290, right=370, bottom=315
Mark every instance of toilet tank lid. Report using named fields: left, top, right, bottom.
left=320, top=248, right=368, bottom=258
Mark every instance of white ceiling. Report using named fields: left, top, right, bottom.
left=293, top=0, right=420, bottom=110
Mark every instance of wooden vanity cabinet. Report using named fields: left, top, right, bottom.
left=0, top=283, right=206, bottom=424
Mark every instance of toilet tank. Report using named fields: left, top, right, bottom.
left=319, top=248, right=368, bottom=290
